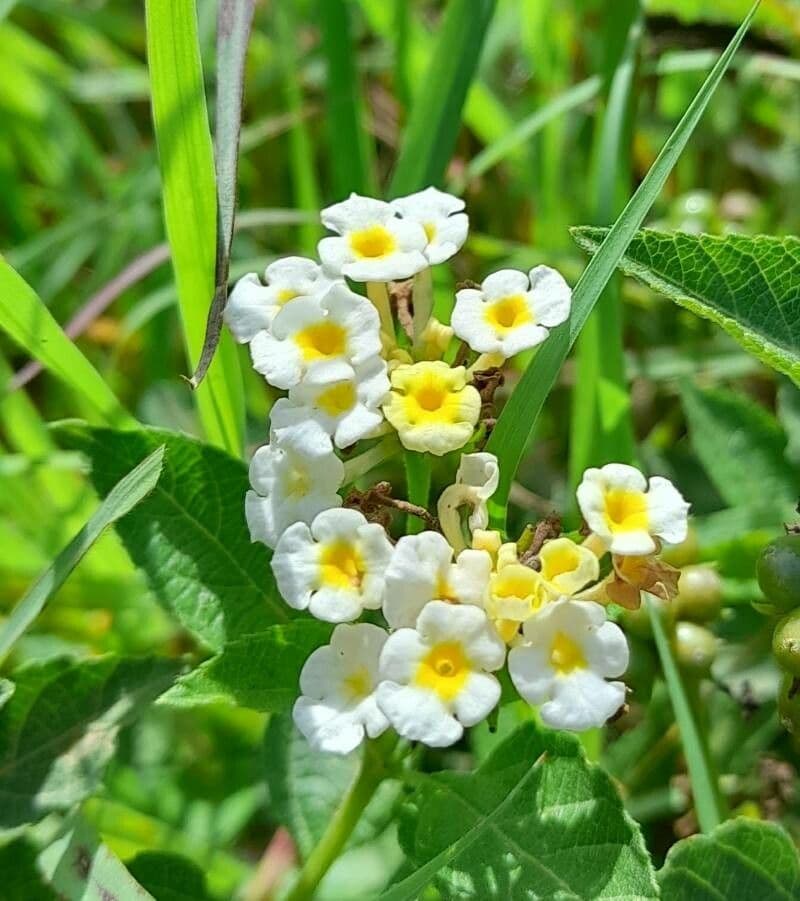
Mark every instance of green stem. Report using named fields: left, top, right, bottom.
left=285, top=736, right=395, bottom=901
left=366, top=281, right=395, bottom=338
left=646, top=593, right=726, bottom=833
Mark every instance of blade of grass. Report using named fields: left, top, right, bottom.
left=145, top=0, right=245, bottom=456
left=319, top=0, right=377, bottom=197
left=388, top=0, right=497, bottom=196
left=646, top=593, right=726, bottom=833
left=568, top=3, right=641, bottom=493
left=485, top=1, right=759, bottom=530
left=0, top=261, right=136, bottom=429
left=0, top=446, right=165, bottom=662
left=274, top=1, right=322, bottom=255
left=189, top=0, right=255, bottom=389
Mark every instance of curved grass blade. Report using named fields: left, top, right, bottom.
left=145, top=0, right=245, bottom=455
left=388, top=0, right=497, bottom=196
left=189, top=0, right=255, bottom=389
left=0, top=446, right=165, bottom=662
left=485, top=1, right=760, bottom=529
left=0, top=260, right=136, bottom=429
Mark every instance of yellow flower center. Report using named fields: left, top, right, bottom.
left=423, top=221, right=437, bottom=243
left=414, top=641, right=470, bottom=700
left=277, top=288, right=300, bottom=306
left=401, top=373, right=458, bottom=425
left=349, top=224, right=397, bottom=259
left=319, top=540, right=365, bottom=590
left=343, top=667, right=372, bottom=701
left=484, top=295, right=532, bottom=333
left=549, top=631, right=587, bottom=675
left=541, top=543, right=581, bottom=582
left=286, top=466, right=311, bottom=498
left=316, top=381, right=357, bottom=417
left=295, top=321, right=347, bottom=362
left=603, top=488, right=649, bottom=534
left=492, top=565, right=542, bottom=603
left=435, top=574, right=459, bottom=603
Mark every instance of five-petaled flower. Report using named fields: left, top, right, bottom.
left=390, top=187, right=469, bottom=265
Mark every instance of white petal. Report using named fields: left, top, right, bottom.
left=250, top=330, right=302, bottom=389
left=270, top=294, right=328, bottom=339
left=390, top=187, right=465, bottom=219
left=321, top=193, right=394, bottom=233
left=334, top=405, right=383, bottom=448
left=378, top=628, right=427, bottom=683
left=317, top=235, right=350, bottom=276
left=450, top=549, right=492, bottom=607
left=647, top=476, right=690, bottom=545
left=224, top=273, right=274, bottom=343
left=451, top=291, right=502, bottom=354
left=416, top=600, right=488, bottom=647
left=299, top=645, right=339, bottom=699
left=245, top=490, right=279, bottom=548
left=330, top=621, right=388, bottom=673
left=599, top=463, right=648, bottom=493
left=271, top=521, right=318, bottom=610
left=540, top=672, right=626, bottom=732
left=383, top=532, right=452, bottom=628
left=343, top=251, right=428, bottom=283
left=507, top=644, right=554, bottom=705
left=453, top=672, right=501, bottom=727
left=584, top=620, right=630, bottom=679
left=376, top=683, right=463, bottom=747
left=495, top=323, right=550, bottom=357
left=358, top=694, right=390, bottom=739
left=308, top=586, right=365, bottom=623
left=481, top=269, right=530, bottom=300
left=609, top=529, right=657, bottom=556
left=293, top=697, right=365, bottom=755
left=425, top=213, right=469, bottom=264
left=527, top=265, right=572, bottom=327
left=310, top=507, right=367, bottom=543
left=265, top=255, right=322, bottom=289
left=457, top=452, right=499, bottom=500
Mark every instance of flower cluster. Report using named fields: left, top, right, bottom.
left=227, top=188, right=690, bottom=754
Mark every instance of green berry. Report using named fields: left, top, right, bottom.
left=674, top=622, right=717, bottom=675
left=756, top=534, right=800, bottom=614
left=672, top=565, right=722, bottom=623
left=777, top=673, right=800, bottom=735
left=773, top=610, right=800, bottom=676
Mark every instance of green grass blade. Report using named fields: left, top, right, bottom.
left=485, top=1, right=759, bottom=529
left=0, top=446, right=164, bottom=662
left=0, top=261, right=135, bottom=429
left=646, top=594, right=726, bottom=833
left=319, top=0, right=377, bottom=197
left=569, top=5, right=641, bottom=492
left=388, top=0, right=496, bottom=196
left=145, top=0, right=244, bottom=456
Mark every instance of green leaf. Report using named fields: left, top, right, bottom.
left=0, top=446, right=165, bottom=662
left=571, top=229, right=800, bottom=383
left=0, top=261, right=135, bottom=429
left=319, top=0, right=377, bottom=197
left=657, top=818, right=800, bottom=900
left=145, top=0, right=245, bottom=456
left=160, top=621, right=331, bottom=710
left=127, top=852, right=212, bottom=901
left=485, top=3, right=758, bottom=527
left=384, top=722, right=657, bottom=900
left=0, top=679, right=13, bottom=711
left=264, top=713, right=399, bottom=860
left=681, top=382, right=799, bottom=520
left=38, top=814, right=154, bottom=901
left=54, top=423, right=289, bottom=651
left=0, top=655, right=179, bottom=830
left=0, top=837, right=57, bottom=900
left=388, top=0, right=496, bottom=195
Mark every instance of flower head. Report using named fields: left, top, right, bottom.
left=318, top=193, right=428, bottom=282
left=390, top=187, right=468, bottom=264
left=487, top=543, right=547, bottom=627
left=293, top=623, right=389, bottom=755
left=438, top=451, right=499, bottom=551
left=452, top=266, right=572, bottom=357
left=538, top=537, right=600, bottom=598
left=383, top=361, right=480, bottom=455
left=377, top=601, right=505, bottom=747
left=269, top=356, right=390, bottom=449
left=250, top=283, right=382, bottom=390
left=508, top=598, right=628, bottom=732
left=383, top=530, right=491, bottom=628
left=272, top=508, right=393, bottom=622
left=576, top=463, right=690, bottom=556
left=245, top=422, right=343, bottom=549
left=224, top=257, right=335, bottom=344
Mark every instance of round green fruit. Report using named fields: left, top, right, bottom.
left=756, top=534, right=800, bottom=614
left=672, top=565, right=722, bottom=623
left=773, top=610, right=800, bottom=676
left=674, top=622, right=717, bottom=675
left=777, top=673, right=800, bottom=735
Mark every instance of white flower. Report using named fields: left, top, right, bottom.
left=272, top=508, right=393, bottom=622
left=438, top=452, right=499, bottom=551
left=318, top=193, right=428, bottom=282
left=508, top=598, right=628, bottom=732
left=576, top=463, right=690, bottom=556
left=538, top=537, right=600, bottom=598
left=383, top=531, right=492, bottom=628
left=269, top=357, right=390, bottom=449
left=377, top=601, right=505, bottom=747
left=224, top=257, right=335, bottom=344
left=245, top=422, right=343, bottom=549
left=294, top=623, right=389, bottom=755
left=390, top=187, right=468, bottom=265
left=382, top=361, right=481, bottom=456
left=250, top=282, right=382, bottom=390
left=452, top=266, right=572, bottom=357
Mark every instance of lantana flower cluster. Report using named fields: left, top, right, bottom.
left=226, top=188, right=690, bottom=754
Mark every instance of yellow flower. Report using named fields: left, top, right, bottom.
left=383, top=361, right=480, bottom=456
left=538, top=537, right=599, bottom=598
